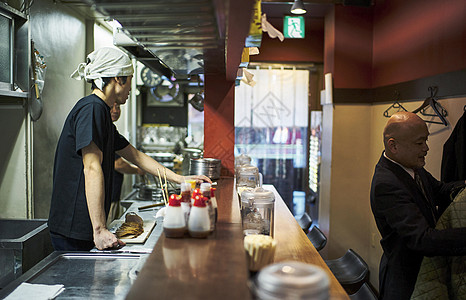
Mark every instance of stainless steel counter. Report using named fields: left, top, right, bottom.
left=0, top=193, right=166, bottom=299
left=0, top=252, right=149, bottom=299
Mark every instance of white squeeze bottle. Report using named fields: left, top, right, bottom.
left=210, top=187, right=218, bottom=223
left=188, top=196, right=211, bottom=238
left=180, top=182, right=192, bottom=227
left=163, top=194, right=186, bottom=238
left=200, top=183, right=215, bottom=232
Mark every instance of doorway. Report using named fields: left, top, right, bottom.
left=234, top=65, right=313, bottom=218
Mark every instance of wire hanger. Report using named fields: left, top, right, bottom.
left=383, top=90, right=407, bottom=118
left=412, top=86, right=448, bottom=126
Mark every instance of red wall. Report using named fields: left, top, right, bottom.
left=251, top=17, right=324, bottom=63
left=254, top=0, right=466, bottom=90
left=332, top=6, right=373, bottom=89
left=203, top=74, right=235, bottom=177
left=372, top=0, right=466, bottom=87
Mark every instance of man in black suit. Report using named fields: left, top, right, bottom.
left=370, top=112, right=466, bottom=300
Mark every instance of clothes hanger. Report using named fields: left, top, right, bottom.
left=383, top=90, right=408, bottom=117
left=412, top=86, right=448, bottom=126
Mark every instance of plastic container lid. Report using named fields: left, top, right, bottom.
left=236, top=164, right=259, bottom=175
left=241, top=187, right=275, bottom=203
left=235, top=154, right=252, bottom=166
left=255, top=261, right=329, bottom=300
left=193, top=196, right=207, bottom=207
left=168, top=194, right=181, bottom=206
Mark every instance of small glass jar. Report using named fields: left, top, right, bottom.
left=235, top=154, right=252, bottom=175
left=241, top=187, right=275, bottom=237
left=236, top=164, right=260, bottom=196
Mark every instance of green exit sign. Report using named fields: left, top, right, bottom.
left=284, top=16, right=305, bottom=39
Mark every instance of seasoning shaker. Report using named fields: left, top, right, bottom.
left=163, top=194, right=186, bottom=238
left=201, top=182, right=215, bottom=232
left=188, top=196, right=211, bottom=238
left=180, top=182, right=192, bottom=226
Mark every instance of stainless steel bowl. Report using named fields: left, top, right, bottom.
left=190, top=158, right=221, bottom=180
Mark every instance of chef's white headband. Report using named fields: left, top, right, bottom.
left=70, top=47, right=134, bottom=90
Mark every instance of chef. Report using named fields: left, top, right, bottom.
left=48, top=47, right=210, bottom=251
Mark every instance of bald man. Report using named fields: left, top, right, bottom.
left=370, top=112, right=466, bottom=300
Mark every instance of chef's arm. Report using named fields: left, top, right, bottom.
left=117, top=144, right=211, bottom=184
left=82, top=141, right=125, bottom=250
left=115, top=157, right=145, bottom=175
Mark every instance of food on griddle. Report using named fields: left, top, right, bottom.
left=116, top=212, right=144, bottom=239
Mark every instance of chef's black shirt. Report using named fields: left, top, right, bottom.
left=48, top=94, right=129, bottom=241
left=112, top=154, right=124, bottom=203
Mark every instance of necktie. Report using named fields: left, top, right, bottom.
left=414, top=171, right=437, bottom=222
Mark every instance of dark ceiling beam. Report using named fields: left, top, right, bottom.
left=225, top=0, right=256, bottom=81
left=205, top=0, right=255, bottom=80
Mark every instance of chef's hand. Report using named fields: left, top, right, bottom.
left=184, top=175, right=212, bottom=184
left=94, top=228, right=126, bottom=250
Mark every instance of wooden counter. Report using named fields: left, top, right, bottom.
left=126, top=178, right=349, bottom=300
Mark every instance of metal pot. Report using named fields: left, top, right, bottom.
left=137, top=184, right=164, bottom=201
left=182, top=148, right=203, bottom=175
left=190, top=158, right=221, bottom=180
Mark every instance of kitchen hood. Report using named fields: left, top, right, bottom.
left=80, top=0, right=224, bottom=78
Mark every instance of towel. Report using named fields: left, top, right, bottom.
left=5, top=283, right=65, bottom=300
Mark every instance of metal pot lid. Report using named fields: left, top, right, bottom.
left=182, top=147, right=203, bottom=154
left=256, top=261, right=329, bottom=298
left=191, top=157, right=221, bottom=164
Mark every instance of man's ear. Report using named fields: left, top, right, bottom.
left=387, top=138, right=397, bottom=153
left=114, top=77, right=123, bottom=85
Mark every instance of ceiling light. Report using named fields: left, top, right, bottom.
left=291, top=0, right=307, bottom=15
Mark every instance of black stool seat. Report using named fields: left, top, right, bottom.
left=296, top=212, right=312, bottom=232
left=325, top=249, right=369, bottom=294
left=306, top=226, right=327, bottom=251
left=349, top=283, right=377, bottom=300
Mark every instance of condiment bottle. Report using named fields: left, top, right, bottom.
left=201, top=183, right=215, bottom=232
left=163, top=194, right=186, bottom=238
left=180, top=182, right=192, bottom=226
left=210, top=187, right=218, bottom=223
left=188, top=196, right=211, bottom=238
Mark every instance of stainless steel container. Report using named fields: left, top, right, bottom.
left=182, top=148, right=203, bottom=175
left=190, top=158, right=221, bottom=180
left=254, top=261, right=330, bottom=300
left=0, top=219, right=53, bottom=288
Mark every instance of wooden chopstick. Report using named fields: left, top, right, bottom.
left=163, top=168, right=169, bottom=202
left=138, top=202, right=165, bottom=210
left=157, top=169, right=167, bottom=206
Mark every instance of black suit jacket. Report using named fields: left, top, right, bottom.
left=441, top=110, right=466, bottom=182
left=370, top=154, right=466, bottom=300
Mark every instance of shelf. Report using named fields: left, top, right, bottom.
left=0, top=89, right=28, bottom=99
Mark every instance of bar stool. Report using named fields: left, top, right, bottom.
left=349, top=283, right=377, bottom=300
left=306, top=225, right=327, bottom=251
left=296, top=212, right=312, bottom=232
left=325, top=249, right=369, bottom=294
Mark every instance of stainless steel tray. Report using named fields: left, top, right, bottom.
left=0, top=252, right=148, bottom=299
